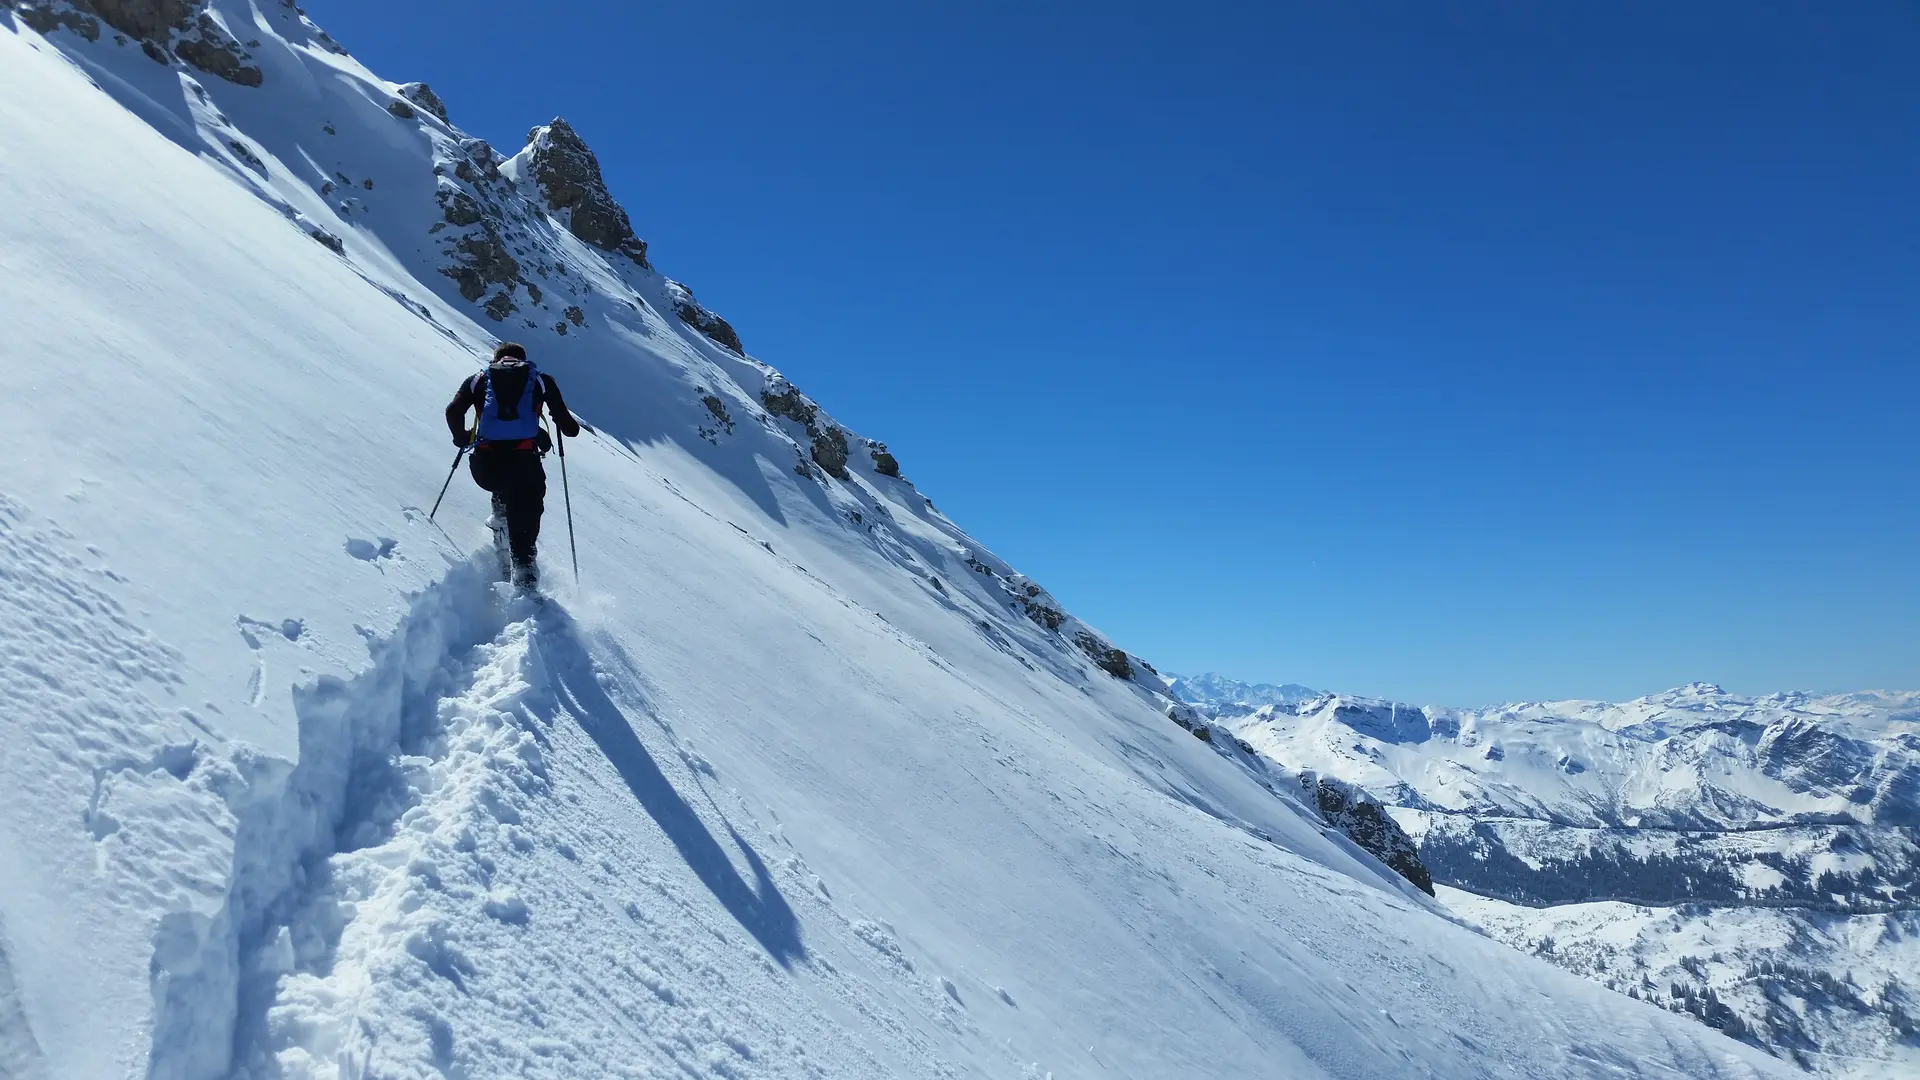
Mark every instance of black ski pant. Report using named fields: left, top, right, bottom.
left=468, top=447, right=546, bottom=568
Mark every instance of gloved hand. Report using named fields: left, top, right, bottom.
left=455, top=429, right=475, bottom=448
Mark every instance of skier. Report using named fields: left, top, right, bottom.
left=445, top=342, right=581, bottom=587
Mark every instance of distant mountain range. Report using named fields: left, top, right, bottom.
left=1161, top=671, right=1321, bottom=708
left=1171, top=676, right=1920, bottom=1078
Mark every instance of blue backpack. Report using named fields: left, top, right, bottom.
left=476, top=359, right=542, bottom=442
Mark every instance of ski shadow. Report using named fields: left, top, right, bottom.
left=529, top=605, right=804, bottom=967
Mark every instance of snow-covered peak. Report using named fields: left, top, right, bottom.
left=1213, top=683, right=1920, bottom=830
left=1165, top=670, right=1321, bottom=708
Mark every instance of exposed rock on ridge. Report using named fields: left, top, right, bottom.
left=80, top=0, right=192, bottom=40
left=866, top=441, right=900, bottom=478
left=1301, top=772, right=1435, bottom=895
left=398, top=81, right=448, bottom=124
left=24, top=0, right=266, bottom=85
left=762, top=375, right=850, bottom=479
left=523, top=118, right=650, bottom=267
left=14, top=0, right=103, bottom=40
left=667, top=280, right=742, bottom=354
left=518, top=120, right=746, bottom=353
left=172, top=9, right=258, bottom=86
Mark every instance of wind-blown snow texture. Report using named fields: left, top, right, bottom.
left=1181, top=677, right=1919, bottom=1078
left=0, top=6, right=1797, bottom=1078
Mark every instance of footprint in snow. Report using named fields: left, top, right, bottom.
left=237, top=615, right=304, bottom=648
left=236, top=616, right=306, bottom=705
left=345, top=536, right=398, bottom=562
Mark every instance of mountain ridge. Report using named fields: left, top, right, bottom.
left=1171, top=675, right=1919, bottom=1074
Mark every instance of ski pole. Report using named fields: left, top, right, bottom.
left=428, top=443, right=467, bottom=522
left=558, top=429, right=579, bottom=584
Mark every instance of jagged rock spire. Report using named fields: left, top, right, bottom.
left=524, top=118, right=649, bottom=267
left=398, top=82, right=448, bottom=124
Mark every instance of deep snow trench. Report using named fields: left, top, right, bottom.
left=141, top=563, right=855, bottom=1080
left=143, top=560, right=519, bottom=1078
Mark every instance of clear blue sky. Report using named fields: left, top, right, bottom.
left=307, top=1, right=1918, bottom=705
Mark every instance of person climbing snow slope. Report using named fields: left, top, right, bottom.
left=445, top=342, right=581, bottom=587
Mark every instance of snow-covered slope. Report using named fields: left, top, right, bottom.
left=0, top=6, right=1796, bottom=1078
left=1192, top=682, right=1919, bottom=1076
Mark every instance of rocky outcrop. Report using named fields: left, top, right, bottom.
left=15, top=2, right=103, bottom=40
left=761, top=376, right=849, bottom=479
left=307, top=25, right=347, bottom=55
left=61, top=1, right=262, bottom=85
left=809, top=426, right=849, bottom=479
left=225, top=138, right=264, bottom=174
left=398, top=82, right=448, bottom=123
left=425, top=139, right=537, bottom=321
left=174, top=11, right=259, bottom=86
left=437, top=188, right=483, bottom=227
left=523, top=118, right=649, bottom=266
left=1012, top=582, right=1063, bottom=631
left=698, top=394, right=733, bottom=436
left=761, top=377, right=817, bottom=429
left=451, top=138, right=501, bottom=186
left=667, top=281, right=742, bottom=353
left=1073, top=630, right=1132, bottom=680
left=1300, top=772, right=1434, bottom=895
left=867, top=440, right=900, bottom=478
left=441, top=226, right=520, bottom=307
left=81, top=0, right=193, bottom=41
left=306, top=227, right=343, bottom=254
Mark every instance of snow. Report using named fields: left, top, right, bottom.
left=0, top=8, right=1799, bottom=1079
left=1193, top=680, right=1916, bottom=1075
left=1221, top=688, right=1918, bottom=832
left=1442, top=887, right=1920, bottom=1080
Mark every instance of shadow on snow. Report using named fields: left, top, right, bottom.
left=529, top=602, right=804, bottom=968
